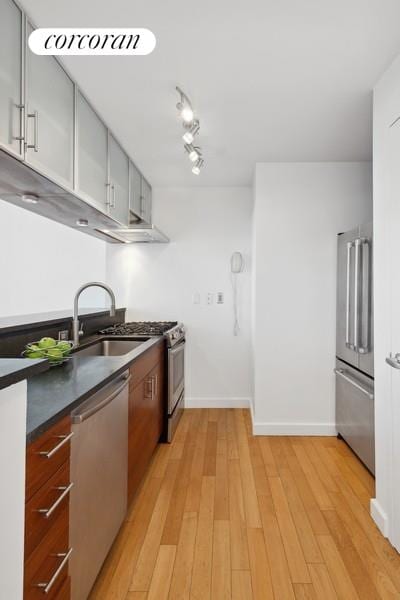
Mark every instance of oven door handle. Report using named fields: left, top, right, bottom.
left=169, top=342, right=185, bottom=355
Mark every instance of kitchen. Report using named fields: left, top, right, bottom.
left=1, top=1, right=400, bottom=599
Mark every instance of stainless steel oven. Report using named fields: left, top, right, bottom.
left=167, top=338, right=185, bottom=442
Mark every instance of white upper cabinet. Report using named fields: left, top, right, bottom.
left=0, top=0, right=23, bottom=157
left=76, top=91, right=108, bottom=212
left=129, top=161, right=142, bottom=223
left=141, top=177, right=152, bottom=224
left=25, top=22, right=74, bottom=188
left=108, top=134, right=129, bottom=226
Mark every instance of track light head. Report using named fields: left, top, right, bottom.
left=184, top=144, right=201, bottom=162
left=192, top=158, right=204, bottom=175
left=182, top=120, right=200, bottom=144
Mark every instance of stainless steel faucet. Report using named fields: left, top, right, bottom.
left=72, top=282, right=116, bottom=347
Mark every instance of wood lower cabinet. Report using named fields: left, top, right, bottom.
left=25, top=417, right=72, bottom=599
left=128, top=340, right=165, bottom=504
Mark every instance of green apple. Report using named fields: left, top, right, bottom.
left=38, top=337, right=57, bottom=349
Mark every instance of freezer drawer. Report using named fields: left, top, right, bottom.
left=335, top=359, right=375, bottom=474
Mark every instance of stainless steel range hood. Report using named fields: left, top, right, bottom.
left=97, top=226, right=169, bottom=244
left=0, top=149, right=169, bottom=244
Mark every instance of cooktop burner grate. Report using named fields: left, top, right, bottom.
left=99, top=321, right=178, bottom=336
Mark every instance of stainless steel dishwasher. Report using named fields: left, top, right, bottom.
left=69, top=370, right=130, bottom=600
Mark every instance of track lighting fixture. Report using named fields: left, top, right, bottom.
left=176, top=86, right=194, bottom=123
left=176, top=86, right=204, bottom=175
left=182, top=120, right=200, bottom=145
left=192, top=158, right=204, bottom=175
left=184, top=144, right=201, bottom=162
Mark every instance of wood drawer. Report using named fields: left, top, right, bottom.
left=24, top=502, right=70, bottom=600
left=129, top=340, right=164, bottom=388
left=26, top=416, right=72, bottom=501
left=25, top=460, right=72, bottom=559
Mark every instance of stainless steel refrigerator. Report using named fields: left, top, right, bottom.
left=335, top=222, right=374, bottom=473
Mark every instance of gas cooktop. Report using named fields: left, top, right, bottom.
left=99, top=321, right=178, bottom=336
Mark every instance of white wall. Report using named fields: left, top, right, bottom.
left=252, top=162, right=372, bottom=434
left=106, top=187, right=253, bottom=406
left=0, top=201, right=107, bottom=316
left=372, top=54, right=400, bottom=541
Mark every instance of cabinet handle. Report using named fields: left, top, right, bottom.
left=13, top=103, right=25, bottom=141
left=35, top=547, right=73, bottom=594
left=26, top=110, right=39, bottom=152
left=36, top=483, right=74, bottom=519
left=153, top=374, right=158, bottom=398
left=145, top=377, right=153, bottom=399
left=38, top=432, right=74, bottom=459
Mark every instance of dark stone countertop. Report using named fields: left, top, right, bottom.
left=0, top=307, right=126, bottom=335
left=0, top=358, right=49, bottom=391
left=26, top=335, right=164, bottom=444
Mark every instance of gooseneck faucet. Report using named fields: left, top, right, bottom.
left=73, top=282, right=116, bottom=347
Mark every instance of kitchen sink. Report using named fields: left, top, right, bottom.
left=75, top=338, right=149, bottom=357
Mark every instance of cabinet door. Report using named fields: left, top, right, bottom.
left=0, top=0, right=23, bottom=157
left=25, top=23, right=74, bottom=188
left=109, top=134, right=129, bottom=225
left=129, top=160, right=142, bottom=223
left=76, top=91, right=108, bottom=212
left=141, top=177, right=152, bottom=224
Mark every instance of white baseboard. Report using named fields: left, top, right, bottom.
left=251, top=421, right=337, bottom=436
left=185, top=397, right=251, bottom=409
left=370, top=498, right=389, bottom=538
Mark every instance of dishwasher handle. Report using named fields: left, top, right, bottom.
left=72, top=372, right=131, bottom=424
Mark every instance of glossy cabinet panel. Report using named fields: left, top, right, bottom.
left=76, top=91, right=108, bottom=211
left=129, top=160, right=142, bottom=222
left=0, top=0, right=23, bottom=156
left=141, top=176, right=152, bottom=224
left=109, top=134, right=129, bottom=225
left=25, top=22, right=74, bottom=188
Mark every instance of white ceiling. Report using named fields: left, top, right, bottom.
left=19, top=0, right=400, bottom=186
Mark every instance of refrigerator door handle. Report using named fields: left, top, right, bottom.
left=345, top=241, right=353, bottom=349
left=353, top=238, right=361, bottom=352
left=334, top=368, right=374, bottom=400
left=359, top=239, right=370, bottom=354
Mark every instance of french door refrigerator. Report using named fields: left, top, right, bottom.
left=335, top=222, right=374, bottom=474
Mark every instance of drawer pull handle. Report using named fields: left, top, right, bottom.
left=37, top=483, right=74, bottom=519
left=38, top=432, right=74, bottom=459
left=35, top=547, right=73, bottom=594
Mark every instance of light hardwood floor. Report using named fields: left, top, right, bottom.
left=89, top=409, right=400, bottom=600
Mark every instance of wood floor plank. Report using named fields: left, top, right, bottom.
left=317, top=535, right=360, bottom=600
left=329, top=491, right=400, bottom=599
left=308, top=563, right=338, bottom=600
left=247, top=528, right=274, bottom=600
left=227, top=409, right=240, bottom=459
left=269, top=476, right=311, bottom=583
left=215, top=438, right=229, bottom=519
left=279, top=467, right=323, bottom=564
left=228, top=459, right=250, bottom=570
left=293, top=583, right=318, bottom=600
left=211, top=520, right=231, bottom=600
left=168, top=512, right=198, bottom=600
left=232, top=570, right=253, bottom=600
left=161, top=435, right=195, bottom=545
left=285, top=453, right=330, bottom=536
left=258, top=436, right=278, bottom=476
left=190, top=476, right=215, bottom=600
left=184, top=428, right=207, bottom=513
left=126, top=592, right=148, bottom=600
left=322, top=509, right=380, bottom=600
left=203, top=421, right=218, bottom=476
left=234, top=411, right=262, bottom=528
left=147, top=546, right=176, bottom=600
left=257, top=493, right=296, bottom=600
left=292, top=443, right=333, bottom=510
left=130, top=461, right=180, bottom=591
